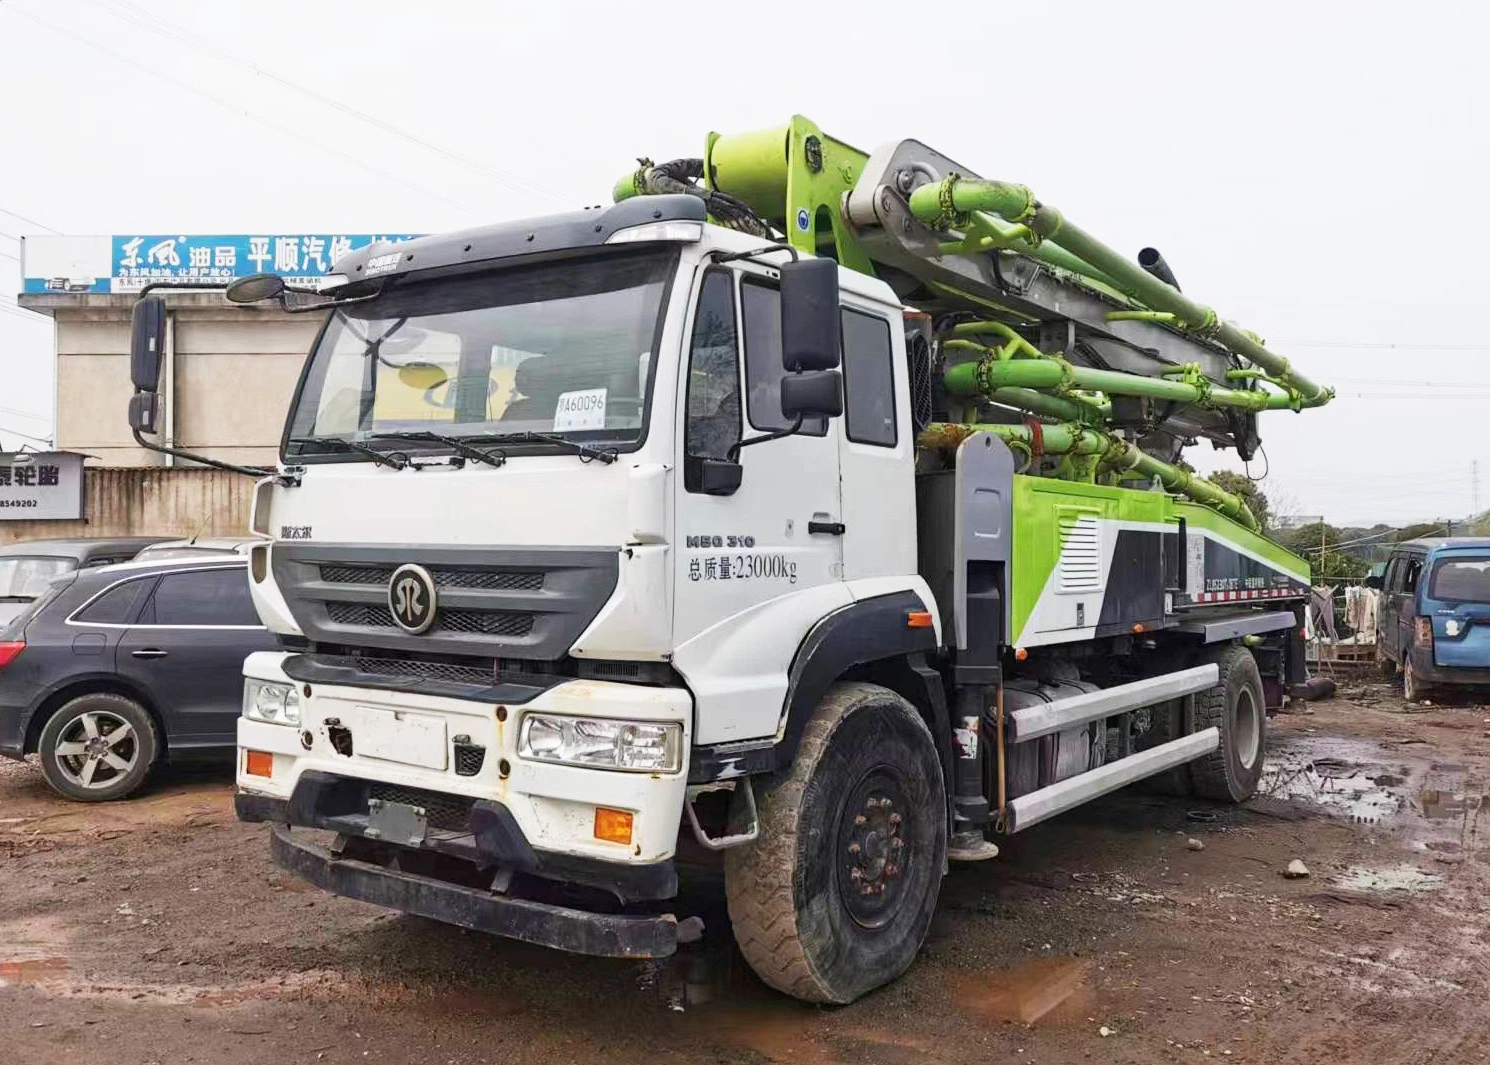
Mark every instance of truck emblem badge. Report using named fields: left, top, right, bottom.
left=388, top=564, right=437, bottom=635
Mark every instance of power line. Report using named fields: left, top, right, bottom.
left=3, top=4, right=479, bottom=216
left=1281, top=340, right=1490, bottom=352
left=0, top=206, right=58, bottom=234
left=0, top=405, right=50, bottom=423
left=0, top=424, right=54, bottom=446
left=86, top=0, right=565, bottom=208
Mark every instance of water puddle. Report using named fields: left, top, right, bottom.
left=1333, top=863, right=1446, bottom=894
left=954, top=957, right=1094, bottom=1025
left=1257, top=749, right=1404, bottom=824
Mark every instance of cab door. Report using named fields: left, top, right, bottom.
left=672, top=265, right=844, bottom=646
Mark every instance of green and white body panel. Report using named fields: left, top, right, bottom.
left=1010, top=476, right=1310, bottom=649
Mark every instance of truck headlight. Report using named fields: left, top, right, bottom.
left=243, top=679, right=301, bottom=726
left=518, top=713, right=681, bottom=773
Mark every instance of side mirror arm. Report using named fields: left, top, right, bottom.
left=726, top=417, right=804, bottom=462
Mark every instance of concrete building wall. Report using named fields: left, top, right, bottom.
left=19, top=291, right=319, bottom=468
left=0, top=467, right=254, bottom=547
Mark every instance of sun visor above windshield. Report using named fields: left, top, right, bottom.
left=331, top=195, right=708, bottom=283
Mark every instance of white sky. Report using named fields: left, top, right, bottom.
left=1, top=0, right=1487, bottom=525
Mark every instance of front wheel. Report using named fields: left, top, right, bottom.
left=724, top=683, right=947, bottom=1004
left=38, top=694, right=158, bottom=802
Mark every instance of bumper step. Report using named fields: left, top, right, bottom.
left=269, top=824, right=679, bottom=959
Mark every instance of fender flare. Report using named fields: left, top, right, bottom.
left=688, top=591, right=950, bottom=794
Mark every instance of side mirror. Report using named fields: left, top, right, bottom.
left=1363, top=575, right=1383, bottom=591
left=128, top=392, right=161, bottom=434
left=781, top=370, right=843, bottom=420
left=779, top=258, right=840, bottom=371
left=226, top=272, right=286, bottom=304
left=130, top=295, right=167, bottom=392
left=686, top=456, right=743, bottom=496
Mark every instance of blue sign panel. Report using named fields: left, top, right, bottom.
left=21, top=233, right=421, bottom=294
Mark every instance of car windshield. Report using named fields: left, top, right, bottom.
left=0, top=556, right=75, bottom=600
left=284, top=248, right=676, bottom=459
left=1429, top=556, right=1490, bottom=603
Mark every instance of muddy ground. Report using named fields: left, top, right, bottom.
left=3, top=676, right=1489, bottom=1065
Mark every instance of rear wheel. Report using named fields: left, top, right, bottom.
left=725, top=682, right=946, bottom=1004
left=1189, top=645, right=1266, bottom=803
left=1376, top=644, right=1399, bottom=678
left=38, top=694, right=158, bottom=802
left=1404, top=659, right=1431, bottom=703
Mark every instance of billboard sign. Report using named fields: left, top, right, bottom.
left=0, top=452, right=86, bottom=521
left=21, top=233, right=421, bottom=294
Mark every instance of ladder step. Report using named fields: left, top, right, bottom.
left=1005, top=727, right=1219, bottom=833
left=1007, top=664, right=1219, bottom=743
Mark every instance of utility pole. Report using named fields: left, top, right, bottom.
left=1474, top=459, right=1480, bottom=519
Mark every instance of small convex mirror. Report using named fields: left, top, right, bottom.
left=226, top=272, right=286, bottom=304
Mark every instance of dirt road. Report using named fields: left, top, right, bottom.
left=3, top=679, right=1488, bottom=1065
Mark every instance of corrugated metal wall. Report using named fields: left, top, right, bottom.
left=0, top=468, right=254, bottom=546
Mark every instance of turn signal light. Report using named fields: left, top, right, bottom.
left=906, top=610, right=934, bottom=629
left=594, top=807, right=634, bottom=845
left=245, top=750, right=273, bottom=778
left=0, top=641, right=24, bottom=669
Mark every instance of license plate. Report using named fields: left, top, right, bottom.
left=366, top=799, right=427, bottom=846
left=342, top=705, right=448, bottom=770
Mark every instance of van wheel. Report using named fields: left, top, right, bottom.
left=1404, top=660, right=1431, bottom=704
left=38, top=694, right=158, bottom=802
left=724, top=683, right=946, bottom=1004
left=1189, top=645, right=1266, bottom=803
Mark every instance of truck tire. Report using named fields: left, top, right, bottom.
left=1140, top=697, right=1192, bottom=797
left=38, top=693, right=158, bottom=802
left=1189, top=645, right=1266, bottom=803
left=724, top=682, right=946, bottom=1004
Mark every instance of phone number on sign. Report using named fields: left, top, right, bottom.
left=0, top=499, right=38, bottom=508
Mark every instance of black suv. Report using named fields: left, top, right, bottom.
left=0, top=556, right=277, bottom=800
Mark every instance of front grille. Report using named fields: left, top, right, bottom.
left=320, top=565, right=544, bottom=591
left=341, top=656, right=494, bottom=686
left=367, top=783, right=473, bottom=833
left=326, top=602, right=534, bottom=638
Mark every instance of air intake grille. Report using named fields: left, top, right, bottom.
left=339, top=656, right=494, bottom=686
left=326, top=602, right=535, bottom=637
left=1057, top=513, right=1103, bottom=593
left=453, top=741, right=486, bottom=777
left=320, top=565, right=543, bottom=591
left=367, top=783, right=473, bottom=833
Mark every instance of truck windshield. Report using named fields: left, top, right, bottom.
left=0, top=556, right=75, bottom=601
left=284, top=248, right=676, bottom=459
left=1429, top=556, right=1490, bottom=604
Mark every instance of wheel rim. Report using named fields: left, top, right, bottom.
left=52, top=711, right=139, bottom=790
left=1233, top=687, right=1261, bottom=770
left=836, top=767, right=913, bottom=930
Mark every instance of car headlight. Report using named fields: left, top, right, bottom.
left=518, top=713, right=681, bottom=773
left=243, top=679, right=301, bottom=726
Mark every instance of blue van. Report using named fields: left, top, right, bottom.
left=1373, top=537, right=1490, bottom=700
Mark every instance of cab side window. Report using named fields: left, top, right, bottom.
left=841, top=309, right=897, bottom=447
left=741, top=278, right=826, bottom=436
left=684, top=271, right=742, bottom=492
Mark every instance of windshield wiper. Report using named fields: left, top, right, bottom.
left=289, top=436, right=409, bottom=470
left=370, top=431, right=507, bottom=468
left=467, top=431, right=618, bottom=465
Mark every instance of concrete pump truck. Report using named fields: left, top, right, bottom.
left=124, top=117, right=1327, bottom=1003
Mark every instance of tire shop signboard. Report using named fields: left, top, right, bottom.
left=0, top=452, right=85, bottom=521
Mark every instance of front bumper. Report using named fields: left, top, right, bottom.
left=269, top=824, right=678, bottom=958
left=1410, top=647, right=1490, bottom=687
left=237, top=774, right=677, bottom=902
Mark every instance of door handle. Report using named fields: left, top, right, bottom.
left=808, top=521, right=846, bottom=536
left=131, top=649, right=169, bottom=660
